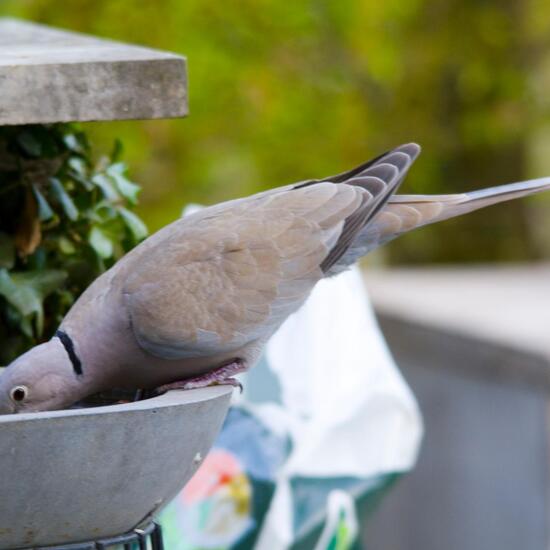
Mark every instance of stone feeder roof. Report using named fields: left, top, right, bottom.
left=0, top=18, right=188, bottom=125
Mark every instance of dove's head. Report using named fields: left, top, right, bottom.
left=0, top=339, right=85, bottom=414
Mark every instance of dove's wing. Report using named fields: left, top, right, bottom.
left=122, top=144, right=420, bottom=360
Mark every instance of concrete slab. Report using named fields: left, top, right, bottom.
left=0, top=18, right=188, bottom=124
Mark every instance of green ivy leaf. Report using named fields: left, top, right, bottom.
left=119, top=207, right=148, bottom=241
left=67, top=157, right=93, bottom=193
left=28, top=247, right=47, bottom=271
left=16, top=127, right=59, bottom=158
left=111, top=138, right=124, bottom=163
left=89, top=226, right=114, bottom=259
left=63, top=134, right=82, bottom=154
left=0, top=268, right=67, bottom=336
left=68, top=156, right=87, bottom=176
left=16, top=130, right=42, bottom=157
left=90, top=201, right=118, bottom=224
left=63, top=132, right=89, bottom=155
left=50, top=178, right=79, bottom=221
left=19, top=317, right=34, bottom=339
left=111, top=173, right=140, bottom=204
left=107, top=162, right=126, bottom=174
left=92, top=173, right=120, bottom=201
left=0, top=233, right=15, bottom=269
left=32, top=185, right=54, bottom=221
left=58, top=236, right=76, bottom=255
left=107, top=163, right=140, bottom=204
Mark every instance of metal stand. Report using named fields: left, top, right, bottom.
left=24, top=521, right=164, bottom=550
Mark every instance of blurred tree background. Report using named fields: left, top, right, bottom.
left=2, top=0, right=550, bottom=264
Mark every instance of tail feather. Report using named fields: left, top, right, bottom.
left=460, top=176, right=550, bottom=204
left=394, top=177, right=550, bottom=226
left=329, top=177, right=550, bottom=273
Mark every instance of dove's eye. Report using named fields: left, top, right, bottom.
left=10, top=385, right=28, bottom=403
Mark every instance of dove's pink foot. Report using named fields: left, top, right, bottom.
left=156, top=361, right=247, bottom=394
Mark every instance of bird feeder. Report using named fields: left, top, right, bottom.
left=0, top=18, right=232, bottom=549
left=0, top=18, right=187, bottom=125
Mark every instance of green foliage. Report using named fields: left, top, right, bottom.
left=0, top=124, right=147, bottom=364
left=2, top=0, right=550, bottom=263
left=0, top=1, right=546, bottom=367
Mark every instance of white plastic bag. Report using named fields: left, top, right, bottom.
left=250, top=266, right=423, bottom=549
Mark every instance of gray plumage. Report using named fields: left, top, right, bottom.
left=0, top=143, right=549, bottom=413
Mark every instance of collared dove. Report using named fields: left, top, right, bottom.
left=0, top=143, right=549, bottom=414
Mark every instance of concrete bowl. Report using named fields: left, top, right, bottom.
left=0, top=386, right=232, bottom=549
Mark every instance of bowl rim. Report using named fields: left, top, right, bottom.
left=0, top=386, right=233, bottom=424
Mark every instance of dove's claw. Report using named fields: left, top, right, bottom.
left=155, top=361, right=246, bottom=395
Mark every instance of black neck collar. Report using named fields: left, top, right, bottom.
left=55, top=329, right=83, bottom=376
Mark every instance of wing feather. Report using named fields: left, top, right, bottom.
left=121, top=144, right=421, bottom=359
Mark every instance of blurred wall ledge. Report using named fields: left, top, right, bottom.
left=363, top=264, right=550, bottom=550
